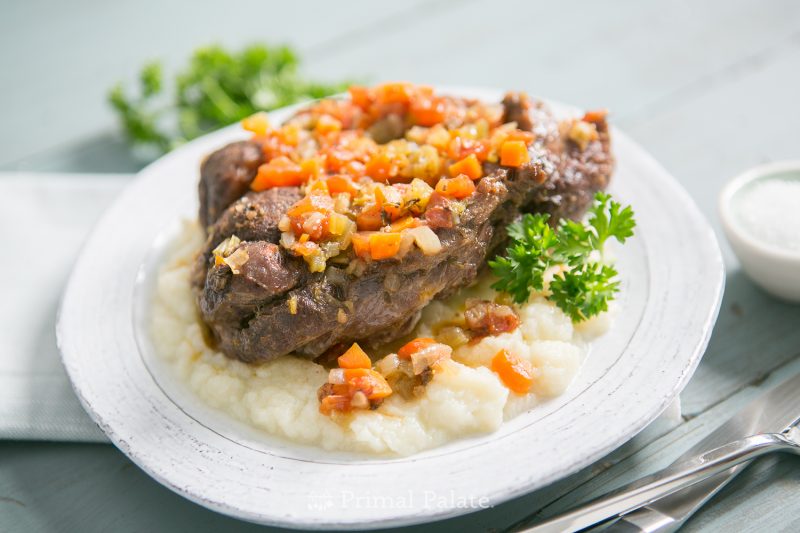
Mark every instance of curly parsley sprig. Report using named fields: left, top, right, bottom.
left=489, top=192, right=636, bottom=322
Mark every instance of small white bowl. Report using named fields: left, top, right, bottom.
left=719, top=161, right=800, bottom=302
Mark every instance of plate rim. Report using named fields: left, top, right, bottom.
left=57, top=86, right=725, bottom=529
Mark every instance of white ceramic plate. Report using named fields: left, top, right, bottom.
left=58, top=88, right=724, bottom=530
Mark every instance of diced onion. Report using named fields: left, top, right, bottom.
left=328, top=368, right=346, bottom=385
left=222, top=248, right=249, bottom=275
left=375, top=353, right=401, bottom=376
left=408, top=226, right=442, bottom=255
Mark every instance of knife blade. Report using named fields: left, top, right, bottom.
left=604, top=370, right=800, bottom=532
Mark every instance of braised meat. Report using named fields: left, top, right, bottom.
left=198, top=140, right=265, bottom=229
left=192, top=90, right=613, bottom=364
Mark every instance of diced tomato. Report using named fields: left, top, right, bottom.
left=491, top=349, right=535, bottom=394
left=388, top=216, right=419, bottom=232
left=435, top=174, right=476, bottom=199
left=424, top=192, right=454, bottom=229
left=397, top=337, right=437, bottom=360
left=337, top=343, right=372, bottom=369
left=251, top=156, right=304, bottom=191
left=343, top=368, right=393, bottom=399
left=448, top=153, right=483, bottom=180
left=369, top=232, right=402, bottom=260
left=410, top=95, right=446, bottom=126
left=319, top=394, right=351, bottom=415
left=500, top=140, right=530, bottom=167
left=356, top=202, right=384, bottom=231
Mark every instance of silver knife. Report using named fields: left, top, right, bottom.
left=511, top=371, right=800, bottom=532
left=607, top=370, right=800, bottom=532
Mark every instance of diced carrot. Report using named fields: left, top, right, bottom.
left=491, top=349, right=535, bottom=394
left=307, top=180, right=329, bottom=195
left=287, top=193, right=334, bottom=218
left=316, top=114, right=342, bottom=135
left=388, top=216, right=419, bottom=232
left=435, top=174, right=476, bottom=199
left=582, top=109, right=608, bottom=123
left=374, top=186, right=405, bottom=221
left=324, top=148, right=354, bottom=172
left=251, top=156, right=304, bottom=191
left=300, top=158, right=323, bottom=181
left=374, top=82, right=413, bottom=105
left=365, top=152, right=395, bottom=181
left=337, top=343, right=372, bottom=369
left=276, top=124, right=300, bottom=146
left=459, top=138, right=490, bottom=162
left=348, top=86, right=373, bottom=109
left=505, top=130, right=535, bottom=145
left=448, top=153, right=483, bottom=180
left=356, top=203, right=384, bottom=231
left=369, top=232, right=402, bottom=260
left=341, top=160, right=367, bottom=178
left=241, top=112, right=270, bottom=136
left=397, top=337, right=437, bottom=360
left=500, top=140, right=530, bottom=167
left=326, top=175, right=358, bottom=196
left=343, top=368, right=393, bottom=399
left=292, top=241, right=319, bottom=257
left=351, top=232, right=373, bottom=258
left=410, top=95, right=446, bottom=127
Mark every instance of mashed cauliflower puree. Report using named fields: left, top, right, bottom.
left=150, top=222, right=610, bottom=455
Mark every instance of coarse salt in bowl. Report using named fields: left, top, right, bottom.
left=719, top=161, right=800, bottom=302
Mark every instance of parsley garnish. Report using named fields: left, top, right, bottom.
left=489, top=192, right=636, bottom=322
left=109, top=43, right=351, bottom=153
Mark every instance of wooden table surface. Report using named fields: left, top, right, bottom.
left=2, top=1, right=800, bottom=531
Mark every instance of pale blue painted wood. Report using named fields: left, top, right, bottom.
left=1, top=0, right=800, bottom=531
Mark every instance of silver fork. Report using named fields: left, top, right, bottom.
left=517, top=425, right=800, bottom=533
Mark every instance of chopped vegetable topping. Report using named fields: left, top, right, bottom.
left=489, top=192, right=636, bottom=321
left=499, top=140, right=530, bottom=167
left=238, top=82, right=542, bottom=272
left=318, top=342, right=393, bottom=415
left=435, top=174, right=476, bottom=199
left=337, top=342, right=371, bottom=369
left=464, top=299, right=520, bottom=337
left=491, top=349, right=535, bottom=394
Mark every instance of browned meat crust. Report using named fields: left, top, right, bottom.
left=192, top=97, right=612, bottom=363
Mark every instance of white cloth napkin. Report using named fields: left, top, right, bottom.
left=0, top=172, right=132, bottom=442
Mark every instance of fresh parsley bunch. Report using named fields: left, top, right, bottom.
left=109, top=44, right=351, bottom=153
left=489, top=192, right=636, bottom=322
